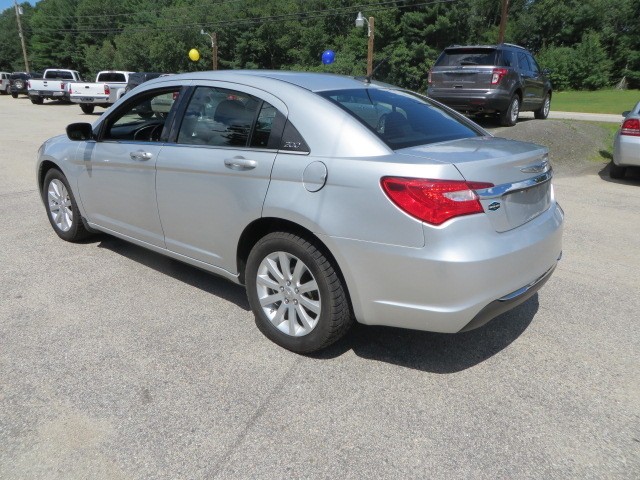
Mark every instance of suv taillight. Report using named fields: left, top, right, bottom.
left=104, top=84, right=110, bottom=95
left=427, top=70, right=432, bottom=85
left=381, top=177, right=494, bottom=225
left=491, top=68, right=508, bottom=85
left=621, top=118, right=640, bottom=136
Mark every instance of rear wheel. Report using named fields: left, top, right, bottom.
left=80, top=104, right=95, bottom=114
left=246, top=232, right=353, bottom=353
left=11, top=91, right=18, bottom=99
left=534, top=94, right=551, bottom=119
left=500, top=95, right=520, bottom=127
left=42, top=169, right=91, bottom=242
left=609, top=162, right=627, bottom=179
left=30, top=95, right=43, bottom=105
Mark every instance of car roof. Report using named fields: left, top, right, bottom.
left=445, top=43, right=527, bottom=51
left=149, top=70, right=395, bottom=93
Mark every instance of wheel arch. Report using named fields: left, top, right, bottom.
left=38, top=160, right=63, bottom=193
left=236, top=217, right=356, bottom=317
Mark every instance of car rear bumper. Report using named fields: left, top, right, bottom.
left=70, top=95, right=110, bottom=105
left=322, top=202, right=564, bottom=333
left=428, top=88, right=512, bottom=113
left=613, top=133, right=640, bottom=167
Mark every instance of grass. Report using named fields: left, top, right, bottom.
left=552, top=89, right=639, bottom=114
left=589, top=122, right=620, bottom=163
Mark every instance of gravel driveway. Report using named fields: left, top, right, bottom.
left=1, top=98, right=638, bottom=479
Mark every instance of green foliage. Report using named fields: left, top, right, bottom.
left=0, top=0, right=637, bottom=89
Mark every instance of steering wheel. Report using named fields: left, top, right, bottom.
left=133, top=123, right=162, bottom=141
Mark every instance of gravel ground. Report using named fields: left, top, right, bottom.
left=1, top=97, right=638, bottom=479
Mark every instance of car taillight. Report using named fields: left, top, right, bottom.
left=621, top=118, right=640, bottom=136
left=27, top=80, right=30, bottom=89
left=491, top=68, right=508, bottom=85
left=104, top=84, right=110, bottom=95
left=381, top=177, right=494, bottom=226
left=61, top=82, right=65, bottom=90
left=427, top=70, right=432, bottom=85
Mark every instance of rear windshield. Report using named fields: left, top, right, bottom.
left=435, top=48, right=498, bottom=67
left=318, top=88, right=481, bottom=150
left=97, top=72, right=127, bottom=82
left=45, top=70, right=75, bottom=80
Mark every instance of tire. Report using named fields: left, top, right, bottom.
left=245, top=232, right=353, bottom=353
left=500, top=95, right=520, bottom=126
left=534, top=93, right=551, bottom=119
left=42, top=169, right=91, bottom=242
left=609, top=162, right=627, bottom=179
left=80, top=104, right=95, bottom=114
left=11, top=91, right=18, bottom=99
left=30, top=95, right=43, bottom=105
left=14, top=80, right=24, bottom=90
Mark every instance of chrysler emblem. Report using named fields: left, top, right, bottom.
left=488, top=201, right=501, bottom=211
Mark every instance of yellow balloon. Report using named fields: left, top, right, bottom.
left=188, top=49, right=200, bottom=62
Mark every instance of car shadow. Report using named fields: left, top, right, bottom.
left=94, top=235, right=251, bottom=311
left=89, top=234, right=536, bottom=371
left=471, top=115, right=535, bottom=130
left=598, top=162, right=640, bottom=184
left=313, top=295, right=538, bottom=373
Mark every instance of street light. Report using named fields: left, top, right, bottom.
left=200, top=28, right=218, bottom=70
left=14, top=0, right=30, bottom=72
left=355, top=11, right=374, bottom=77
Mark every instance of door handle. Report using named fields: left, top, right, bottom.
left=224, top=156, right=257, bottom=170
left=130, top=150, right=153, bottom=161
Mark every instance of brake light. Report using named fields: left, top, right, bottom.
left=621, top=118, right=640, bottom=136
left=427, top=70, right=432, bottom=85
left=104, top=84, right=110, bottom=95
left=491, top=68, right=508, bottom=85
left=381, top=177, right=494, bottom=225
left=27, top=80, right=30, bottom=89
left=61, top=82, right=65, bottom=90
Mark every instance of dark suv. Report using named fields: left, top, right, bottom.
left=427, top=44, right=552, bottom=126
left=9, top=71, right=42, bottom=98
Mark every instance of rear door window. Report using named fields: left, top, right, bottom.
left=517, top=52, right=531, bottom=71
left=435, top=48, right=498, bottom=67
left=319, top=88, right=482, bottom=150
left=501, top=50, right=516, bottom=68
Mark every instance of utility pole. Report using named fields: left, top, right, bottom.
left=14, top=0, right=30, bottom=71
left=367, top=16, right=375, bottom=77
left=201, top=29, right=218, bottom=70
left=498, top=0, right=509, bottom=44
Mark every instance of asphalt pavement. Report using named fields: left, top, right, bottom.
left=0, top=97, right=638, bottom=479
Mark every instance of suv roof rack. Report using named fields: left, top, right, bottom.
left=446, top=43, right=527, bottom=51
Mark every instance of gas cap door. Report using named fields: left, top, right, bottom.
left=302, top=161, right=328, bottom=192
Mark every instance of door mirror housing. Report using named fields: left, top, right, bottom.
left=622, top=110, right=631, bottom=117
left=66, top=122, right=94, bottom=141
left=541, top=68, right=552, bottom=75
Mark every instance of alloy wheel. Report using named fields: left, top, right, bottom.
left=256, top=251, right=321, bottom=337
left=47, top=179, right=73, bottom=232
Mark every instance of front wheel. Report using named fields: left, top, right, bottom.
left=80, top=104, right=95, bottom=114
left=245, top=232, right=353, bottom=353
left=534, top=94, right=551, bottom=119
left=500, top=95, right=520, bottom=126
left=42, top=169, right=91, bottom=242
left=30, top=95, right=43, bottom=105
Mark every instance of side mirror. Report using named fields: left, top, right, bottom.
left=622, top=111, right=630, bottom=117
left=542, top=68, right=552, bottom=75
left=66, top=122, right=94, bottom=141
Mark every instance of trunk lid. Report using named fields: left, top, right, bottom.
left=397, top=137, right=553, bottom=232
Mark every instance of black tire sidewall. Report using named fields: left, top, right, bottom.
left=501, top=96, right=519, bottom=126
left=246, top=234, right=338, bottom=353
left=535, top=94, right=550, bottom=119
left=42, top=169, right=86, bottom=242
left=81, top=104, right=95, bottom=114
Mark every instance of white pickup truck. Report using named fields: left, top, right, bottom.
left=68, top=70, right=134, bottom=114
left=27, top=69, right=82, bottom=104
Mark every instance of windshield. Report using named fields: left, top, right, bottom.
left=435, top=48, right=498, bottom=67
left=318, top=88, right=481, bottom=150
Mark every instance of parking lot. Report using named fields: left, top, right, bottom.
left=0, top=95, right=638, bottom=479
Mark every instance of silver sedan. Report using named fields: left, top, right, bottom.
left=37, top=71, right=563, bottom=353
left=611, top=100, right=640, bottom=179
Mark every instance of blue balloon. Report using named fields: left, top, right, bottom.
left=321, top=50, right=336, bottom=65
